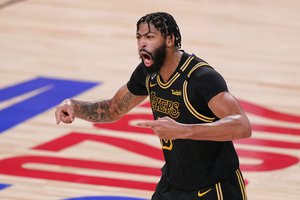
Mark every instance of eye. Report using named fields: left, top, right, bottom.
left=147, top=35, right=154, bottom=39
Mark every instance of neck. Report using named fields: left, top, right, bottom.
left=159, top=49, right=182, bottom=82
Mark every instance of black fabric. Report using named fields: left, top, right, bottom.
left=127, top=51, right=240, bottom=190
left=152, top=169, right=247, bottom=200
left=189, top=66, right=228, bottom=104
left=127, top=62, right=148, bottom=96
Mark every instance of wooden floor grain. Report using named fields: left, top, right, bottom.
left=0, top=0, right=300, bottom=199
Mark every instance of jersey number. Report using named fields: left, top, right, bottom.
left=160, top=139, right=173, bottom=150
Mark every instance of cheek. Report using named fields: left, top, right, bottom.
left=150, top=41, right=164, bottom=51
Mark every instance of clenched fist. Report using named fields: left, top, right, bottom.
left=55, top=99, right=75, bottom=125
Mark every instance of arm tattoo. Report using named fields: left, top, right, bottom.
left=113, top=91, right=135, bottom=115
left=73, top=100, right=113, bottom=122
left=71, top=91, right=135, bottom=123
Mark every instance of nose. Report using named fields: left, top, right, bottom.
left=137, top=37, right=146, bottom=50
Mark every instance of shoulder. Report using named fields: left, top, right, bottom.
left=184, top=54, right=221, bottom=79
left=190, top=65, right=214, bottom=76
left=127, top=62, right=149, bottom=96
left=128, top=62, right=149, bottom=82
left=186, top=57, right=228, bottom=102
left=189, top=65, right=227, bottom=86
left=133, top=62, right=148, bottom=76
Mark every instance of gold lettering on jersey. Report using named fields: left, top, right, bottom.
left=150, top=92, right=180, bottom=118
left=171, top=89, right=182, bottom=96
left=160, top=139, right=173, bottom=150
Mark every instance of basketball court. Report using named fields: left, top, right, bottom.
left=0, top=0, right=300, bottom=199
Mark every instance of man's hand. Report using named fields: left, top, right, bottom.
left=136, top=117, right=189, bottom=140
left=55, top=99, right=75, bottom=125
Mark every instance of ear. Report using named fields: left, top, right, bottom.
left=166, top=34, right=175, bottom=48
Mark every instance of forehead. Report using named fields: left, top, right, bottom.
left=137, top=22, right=160, bottom=35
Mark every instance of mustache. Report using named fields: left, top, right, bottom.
left=139, top=49, right=153, bottom=57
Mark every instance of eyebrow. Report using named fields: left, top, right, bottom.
left=136, top=31, right=152, bottom=36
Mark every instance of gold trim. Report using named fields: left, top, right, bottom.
left=217, top=183, right=223, bottom=200
left=157, top=73, right=180, bottom=89
left=215, top=183, right=223, bottom=200
left=187, top=62, right=209, bottom=78
left=215, top=184, right=220, bottom=200
left=236, top=169, right=247, bottom=200
left=180, top=55, right=194, bottom=71
left=156, top=55, right=194, bottom=89
left=145, top=74, right=150, bottom=94
left=183, top=80, right=215, bottom=122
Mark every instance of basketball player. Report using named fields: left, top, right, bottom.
left=55, top=12, right=252, bottom=200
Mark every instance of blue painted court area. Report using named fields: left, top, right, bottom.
left=0, top=183, right=11, bottom=190
left=0, top=76, right=99, bottom=133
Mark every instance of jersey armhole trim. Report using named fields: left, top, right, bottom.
left=145, top=74, right=150, bottom=94
left=183, top=62, right=215, bottom=122
left=187, top=62, right=211, bottom=78
left=183, top=80, right=215, bottom=122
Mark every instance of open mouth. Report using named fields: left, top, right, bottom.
left=139, top=51, right=153, bottom=67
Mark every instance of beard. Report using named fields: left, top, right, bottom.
left=139, top=43, right=167, bottom=74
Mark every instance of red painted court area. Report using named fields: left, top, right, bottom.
left=0, top=100, right=298, bottom=191
left=1, top=0, right=300, bottom=199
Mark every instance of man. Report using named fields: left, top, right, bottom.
left=55, top=12, right=252, bottom=200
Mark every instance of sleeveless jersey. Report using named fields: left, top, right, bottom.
left=127, top=51, right=239, bottom=190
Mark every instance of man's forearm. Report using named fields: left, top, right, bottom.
left=185, top=114, right=252, bottom=141
left=70, top=99, right=113, bottom=123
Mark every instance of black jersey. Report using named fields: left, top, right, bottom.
left=127, top=51, right=239, bottom=190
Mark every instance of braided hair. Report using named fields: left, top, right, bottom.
left=136, top=12, right=182, bottom=49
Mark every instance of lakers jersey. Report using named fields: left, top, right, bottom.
left=127, top=51, right=239, bottom=190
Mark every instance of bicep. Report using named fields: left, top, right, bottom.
left=111, top=84, right=147, bottom=117
left=207, top=92, right=252, bottom=139
left=208, top=92, right=246, bottom=119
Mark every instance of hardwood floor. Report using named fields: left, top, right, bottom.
left=0, top=0, right=299, bottom=199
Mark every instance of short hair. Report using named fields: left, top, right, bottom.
left=136, top=12, right=182, bottom=49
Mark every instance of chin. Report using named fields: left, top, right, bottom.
left=144, top=64, right=161, bottom=74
